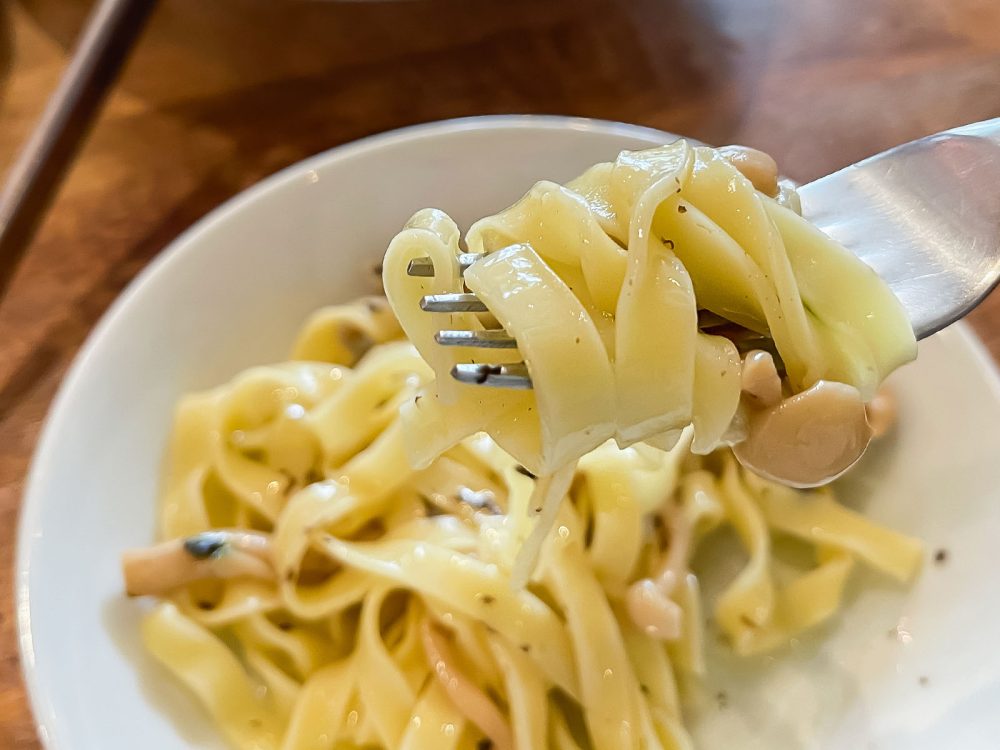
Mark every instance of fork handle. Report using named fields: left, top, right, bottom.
left=0, top=0, right=159, bottom=302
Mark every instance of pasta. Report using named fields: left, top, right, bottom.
left=382, top=140, right=914, bottom=578
left=122, top=142, right=921, bottom=750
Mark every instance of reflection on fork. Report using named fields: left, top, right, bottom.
left=407, top=253, right=533, bottom=388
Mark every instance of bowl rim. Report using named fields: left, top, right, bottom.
left=13, top=114, right=679, bottom=746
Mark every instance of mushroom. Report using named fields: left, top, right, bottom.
left=122, top=530, right=274, bottom=597
left=733, top=380, right=873, bottom=488
left=866, top=387, right=897, bottom=439
left=718, top=145, right=780, bottom=197
left=421, top=621, right=514, bottom=750
left=625, top=508, right=691, bottom=640
left=740, top=350, right=783, bottom=408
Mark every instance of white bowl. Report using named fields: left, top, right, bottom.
left=17, top=116, right=1000, bottom=749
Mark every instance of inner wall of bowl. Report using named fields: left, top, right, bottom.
left=20, top=119, right=676, bottom=749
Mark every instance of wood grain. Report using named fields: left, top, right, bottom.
left=1, top=0, right=999, bottom=744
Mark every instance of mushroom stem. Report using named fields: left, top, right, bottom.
left=122, top=530, right=274, bottom=597
left=421, top=621, right=514, bottom=750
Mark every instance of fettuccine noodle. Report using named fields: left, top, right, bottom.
left=123, top=142, right=920, bottom=750
left=382, top=140, right=914, bottom=579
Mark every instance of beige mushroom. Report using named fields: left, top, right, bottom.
left=625, top=508, right=691, bottom=640
left=866, top=387, right=897, bottom=439
left=733, top=380, right=873, bottom=488
left=718, top=145, right=779, bottom=197
left=740, top=350, right=783, bottom=408
left=626, top=577, right=683, bottom=640
left=421, top=621, right=514, bottom=750
left=122, top=530, right=274, bottom=597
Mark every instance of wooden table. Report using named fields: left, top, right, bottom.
left=1, top=0, right=999, bottom=744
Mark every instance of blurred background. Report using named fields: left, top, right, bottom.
left=0, top=0, right=999, bottom=744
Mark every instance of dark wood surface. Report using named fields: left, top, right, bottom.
left=2, top=0, right=1000, bottom=744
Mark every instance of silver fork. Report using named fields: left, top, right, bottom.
left=407, top=253, right=533, bottom=387
left=407, top=119, right=1000, bottom=389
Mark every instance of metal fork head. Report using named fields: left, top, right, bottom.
left=452, top=362, right=533, bottom=388
left=408, top=255, right=532, bottom=388
left=410, top=257, right=781, bottom=389
left=798, top=118, right=1000, bottom=340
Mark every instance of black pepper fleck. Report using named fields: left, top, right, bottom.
left=481, top=595, right=496, bottom=605
left=184, top=532, right=228, bottom=560
left=520, top=644, right=531, bottom=653
left=934, top=548, right=948, bottom=564
left=475, top=364, right=503, bottom=384
left=678, top=205, right=688, bottom=213
left=663, top=239, right=675, bottom=250
left=515, top=465, right=537, bottom=479
left=477, top=740, right=493, bottom=750
left=197, top=601, right=214, bottom=610
left=716, top=691, right=728, bottom=709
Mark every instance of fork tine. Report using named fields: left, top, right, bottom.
left=407, top=251, right=531, bottom=387
left=420, top=293, right=489, bottom=312
left=452, top=362, right=532, bottom=388
left=434, top=330, right=518, bottom=348
left=406, top=253, right=481, bottom=278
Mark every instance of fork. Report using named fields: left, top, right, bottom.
left=406, top=119, right=1000, bottom=389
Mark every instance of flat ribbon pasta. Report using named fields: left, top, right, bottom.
left=129, top=316, right=921, bottom=749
